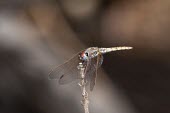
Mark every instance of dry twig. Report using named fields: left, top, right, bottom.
left=78, top=62, right=89, bottom=113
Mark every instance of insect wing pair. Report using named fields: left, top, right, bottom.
left=49, top=51, right=103, bottom=91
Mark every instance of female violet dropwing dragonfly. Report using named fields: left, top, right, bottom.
left=49, top=47, right=133, bottom=91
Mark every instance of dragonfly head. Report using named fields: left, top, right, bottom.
left=79, top=51, right=90, bottom=61
left=79, top=47, right=99, bottom=61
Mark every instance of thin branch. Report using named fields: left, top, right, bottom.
left=78, top=62, right=89, bottom=113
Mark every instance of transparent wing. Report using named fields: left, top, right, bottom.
left=49, top=52, right=82, bottom=84
left=90, top=54, right=103, bottom=91
left=89, top=54, right=103, bottom=91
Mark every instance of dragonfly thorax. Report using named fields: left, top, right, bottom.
left=79, top=47, right=100, bottom=61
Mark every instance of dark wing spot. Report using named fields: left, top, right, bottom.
left=60, top=75, right=64, bottom=79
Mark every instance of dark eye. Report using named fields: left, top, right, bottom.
left=85, top=52, right=89, bottom=56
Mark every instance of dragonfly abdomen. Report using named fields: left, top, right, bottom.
left=99, top=46, right=133, bottom=54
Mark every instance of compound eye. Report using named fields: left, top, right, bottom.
left=85, top=52, right=89, bottom=56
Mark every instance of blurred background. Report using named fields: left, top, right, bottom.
left=0, top=0, right=170, bottom=113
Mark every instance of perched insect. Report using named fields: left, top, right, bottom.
left=49, top=47, right=133, bottom=91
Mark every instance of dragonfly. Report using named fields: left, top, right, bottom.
left=49, top=46, right=133, bottom=91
